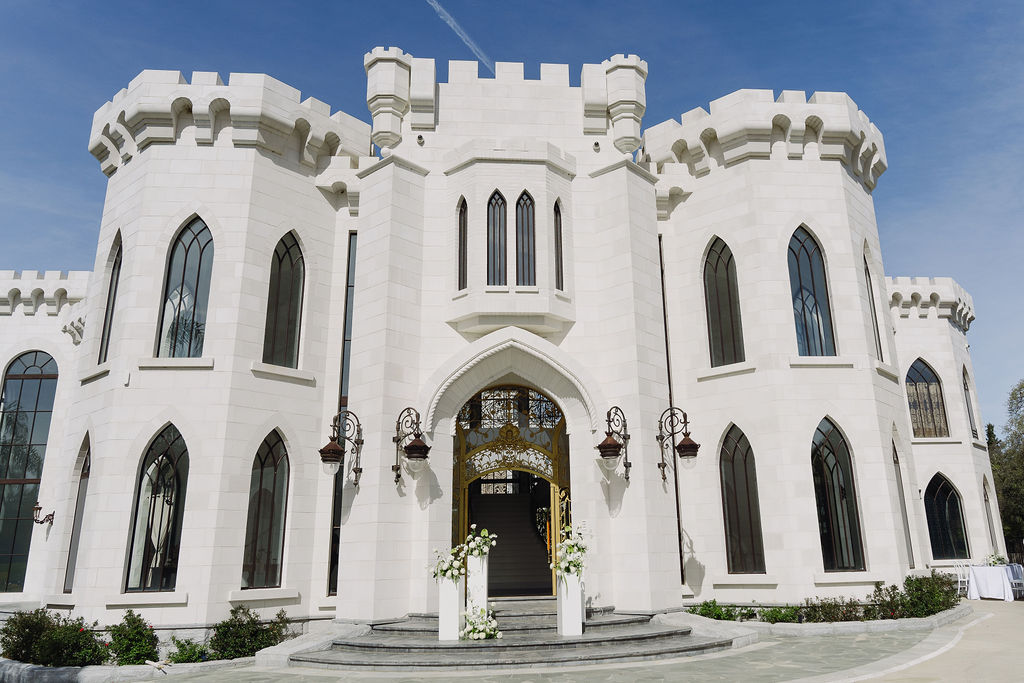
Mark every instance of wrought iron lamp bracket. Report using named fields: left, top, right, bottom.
left=393, top=407, right=431, bottom=483
left=321, top=409, right=364, bottom=484
left=32, top=502, right=54, bottom=526
left=598, top=406, right=631, bottom=480
left=656, top=407, right=700, bottom=481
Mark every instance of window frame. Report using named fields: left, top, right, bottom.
left=487, top=191, right=507, bottom=286
left=241, top=431, right=290, bottom=589
left=156, top=217, right=214, bottom=359
left=788, top=227, right=837, bottom=356
left=262, top=231, right=305, bottom=369
left=811, top=417, right=865, bottom=571
left=905, top=359, right=950, bottom=439
left=719, top=425, right=766, bottom=574
left=703, top=237, right=745, bottom=367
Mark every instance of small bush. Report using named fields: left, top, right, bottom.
left=167, top=636, right=211, bottom=663
left=802, top=596, right=863, bottom=622
left=0, top=608, right=108, bottom=667
left=863, top=582, right=908, bottom=620
left=107, top=609, right=159, bottom=665
left=901, top=570, right=959, bottom=617
left=758, top=605, right=802, bottom=623
left=687, top=599, right=739, bottom=621
left=0, top=608, right=52, bottom=663
left=208, top=606, right=291, bottom=659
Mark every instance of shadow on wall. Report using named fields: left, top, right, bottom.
left=683, top=529, right=706, bottom=598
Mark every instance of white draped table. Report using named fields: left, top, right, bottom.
left=967, top=565, right=1014, bottom=601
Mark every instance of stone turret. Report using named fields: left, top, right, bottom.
left=364, top=47, right=414, bottom=150
left=603, top=54, right=648, bottom=153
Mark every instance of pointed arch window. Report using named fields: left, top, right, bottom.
left=788, top=227, right=836, bottom=356
left=487, top=192, right=507, bottom=286
left=263, top=232, right=304, bottom=368
left=157, top=218, right=214, bottom=358
left=863, top=255, right=883, bottom=361
left=457, top=199, right=468, bottom=290
left=98, top=241, right=122, bottom=364
left=963, top=368, right=978, bottom=439
left=553, top=202, right=564, bottom=291
left=891, top=443, right=914, bottom=569
left=924, top=474, right=969, bottom=560
left=983, top=480, right=998, bottom=552
left=720, top=425, right=765, bottom=573
left=0, top=351, right=58, bottom=592
left=811, top=418, right=865, bottom=571
left=704, top=238, right=745, bottom=367
left=516, top=192, right=536, bottom=286
left=126, top=424, right=189, bottom=592
left=63, top=442, right=90, bottom=593
left=906, top=359, right=949, bottom=438
left=242, top=431, right=289, bottom=589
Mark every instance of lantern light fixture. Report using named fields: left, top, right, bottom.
left=656, top=407, right=700, bottom=481
left=32, top=502, right=54, bottom=526
left=597, top=406, right=631, bottom=480
left=394, top=407, right=431, bottom=482
left=319, top=409, right=364, bottom=483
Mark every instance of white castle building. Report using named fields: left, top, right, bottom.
left=0, top=47, right=1003, bottom=631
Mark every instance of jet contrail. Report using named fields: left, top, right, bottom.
left=425, top=0, right=495, bottom=75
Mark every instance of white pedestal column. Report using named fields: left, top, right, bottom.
left=466, top=554, right=489, bottom=614
left=437, top=577, right=465, bottom=641
left=557, top=572, right=583, bottom=636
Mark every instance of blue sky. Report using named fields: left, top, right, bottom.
left=1, top=1, right=1021, bottom=429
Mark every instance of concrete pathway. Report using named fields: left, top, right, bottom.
left=173, top=600, right=1023, bottom=682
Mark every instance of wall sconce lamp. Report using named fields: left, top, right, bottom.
left=32, top=502, right=54, bottom=526
left=656, top=407, right=700, bottom=481
left=393, top=407, right=431, bottom=482
left=597, top=406, right=631, bottom=480
left=319, top=409, right=364, bottom=484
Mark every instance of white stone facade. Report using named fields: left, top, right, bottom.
left=0, top=48, right=1002, bottom=630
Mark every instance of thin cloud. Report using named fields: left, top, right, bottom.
left=424, top=0, right=494, bottom=75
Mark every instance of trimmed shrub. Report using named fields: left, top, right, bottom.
left=167, top=636, right=211, bottom=663
left=687, top=599, right=740, bottom=621
left=758, top=605, right=801, bottom=623
left=901, top=570, right=959, bottom=617
left=801, top=596, right=863, bottom=622
left=863, top=582, right=908, bottom=620
left=0, top=608, right=108, bottom=667
left=107, top=609, right=159, bottom=665
left=208, top=606, right=291, bottom=659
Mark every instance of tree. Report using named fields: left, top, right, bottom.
left=990, top=379, right=1024, bottom=556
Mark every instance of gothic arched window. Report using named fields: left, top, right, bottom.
left=457, top=199, right=468, bottom=290
left=924, top=474, right=969, bottom=560
left=906, top=359, right=949, bottom=438
left=516, top=192, right=536, bottom=286
left=704, top=238, right=745, bottom=367
left=719, top=425, right=765, bottom=573
left=126, top=424, right=189, bottom=592
left=157, top=218, right=214, bottom=358
left=863, top=255, right=883, bottom=361
left=891, top=443, right=915, bottom=569
left=788, top=227, right=836, bottom=356
left=811, top=418, right=865, bottom=571
left=242, top=431, right=289, bottom=589
left=98, top=240, right=122, bottom=364
left=487, top=191, right=506, bottom=286
left=263, top=232, right=304, bottom=368
left=963, top=368, right=978, bottom=439
left=0, top=351, right=58, bottom=592
left=63, top=441, right=90, bottom=593
left=553, top=202, right=564, bottom=291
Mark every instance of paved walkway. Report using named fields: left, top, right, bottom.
left=175, top=600, right=1023, bottom=682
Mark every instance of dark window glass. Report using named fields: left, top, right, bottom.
left=963, top=369, right=978, bottom=439
left=553, top=202, right=564, bottom=291
left=924, top=474, right=969, bottom=560
left=719, top=425, right=765, bottom=573
left=891, top=444, right=914, bottom=569
left=157, top=218, right=214, bottom=358
left=788, top=227, right=836, bottom=356
left=327, top=469, right=344, bottom=596
left=63, top=446, right=90, bottom=593
left=516, top=192, right=536, bottom=286
left=457, top=199, right=468, bottom=290
left=983, top=482, right=998, bottom=552
left=864, top=256, right=883, bottom=361
left=98, top=243, right=122, bottom=364
left=242, top=431, right=289, bottom=589
left=262, top=232, right=305, bottom=368
left=125, top=424, right=189, bottom=592
left=905, top=359, right=949, bottom=438
left=811, top=418, right=865, bottom=571
left=0, top=351, right=58, bottom=592
left=487, top=191, right=507, bottom=286
left=704, top=238, right=745, bottom=367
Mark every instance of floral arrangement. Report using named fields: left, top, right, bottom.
left=431, top=546, right=467, bottom=582
left=987, top=553, right=1007, bottom=566
left=460, top=607, right=502, bottom=640
left=464, top=524, right=497, bottom=557
left=551, top=525, right=587, bottom=576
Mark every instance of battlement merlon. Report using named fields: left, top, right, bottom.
left=0, top=270, right=90, bottom=316
left=88, top=70, right=371, bottom=177
left=643, top=89, right=887, bottom=191
left=886, top=276, right=975, bottom=333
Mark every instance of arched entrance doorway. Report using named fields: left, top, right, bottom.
left=452, top=385, right=570, bottom=596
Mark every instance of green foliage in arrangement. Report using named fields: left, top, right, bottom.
left=0, top=608, right=108, bottom=667
left=208, top=606, right=291, bottom=660
left=756, top=605, right=802, bottom=623
left=107, top=609, right=159, bottom=665
left=801, top=596, right=863, bottom=622
left=167, top=636, right=211, bottom=663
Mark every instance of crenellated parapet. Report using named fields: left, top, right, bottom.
left=0, top=270, right=90, bottom=317
left=89, top=70, right=370, bottom=176
left=887, top=276, right=975, bottom=333
left=643, top=89, right=887, bottom=191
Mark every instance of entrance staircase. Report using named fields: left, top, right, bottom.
left=289, top=597, right=735, bottom=671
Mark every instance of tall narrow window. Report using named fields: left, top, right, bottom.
left=811, top=418, right=865, bottom=571
left=457, top=199, right=468, bottom=290
left=98, top=242, right=122, bottom=363
left=719, top=425, right=765, bottom=573
left=788, top=227, right=836, bottom=356
left=157, top=217, right=214, bottom=358
left=63, top=442, right=90, bottom=593
left=242, top=431, right=289, bottom=589
left=963, top=368, right=978, bottom=439
left=553, top=202, right=564, bottom=291
left=126, top=424, right=189, bottom=592
left=863, top=256, right=883, bottom=361
left=906, top=359, right=949, bottom=438
left=487, top=191, right=506, bottom=286
left=983, top=480, right=998, bottom=552
left=0, top=351, right=58, bottom=592
left=704, top=238, right=745, bottom=367
left=263, top=232, right=304, bottom=368
left=891, top=443, right=915, bottom=569
left=516, top=192, right=536, bottom=286
left=924, top=473, right=969, bottom=560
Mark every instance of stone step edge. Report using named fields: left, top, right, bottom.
left=328, top=626, right=694, bottom=652
left=374, top=617, right=653, bottom=634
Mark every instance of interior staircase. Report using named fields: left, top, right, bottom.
left=471, top=492, right=551, bottom=596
